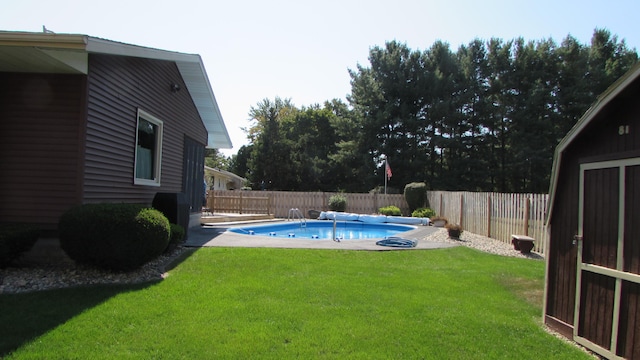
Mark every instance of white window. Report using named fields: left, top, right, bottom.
left=134, top=109, right=163, bottom=186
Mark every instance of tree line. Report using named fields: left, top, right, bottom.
left=225, top=29, right=638, bottom=193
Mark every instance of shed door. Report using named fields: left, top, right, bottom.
left=575, top=158, right=640, bottom=359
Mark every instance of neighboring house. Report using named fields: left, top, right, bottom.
left=0, top=30, right=232, bottom=231
left=204, top=166, right=246, bottom=190
left=544, top=62, right=640, bottom=359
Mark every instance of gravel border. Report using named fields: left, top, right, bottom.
left=0, top=229, right=542, bottom=294
left=0, top=246, right=190, bottom=294
left=425, top=228, right=544, bottom=260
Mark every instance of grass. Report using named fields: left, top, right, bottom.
left=0, top=246, right=591, bottom=359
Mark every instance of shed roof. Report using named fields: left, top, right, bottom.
left=546, top=62, right=640, bottom=223
left=0, top=30, right=232, bottom=149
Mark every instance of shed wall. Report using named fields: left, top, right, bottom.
left=545, top=79, right=640, bottom=335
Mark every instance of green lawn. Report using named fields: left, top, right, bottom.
left=1, top=246, right=590, bottom=359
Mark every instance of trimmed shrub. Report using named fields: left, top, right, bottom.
left=165, top=223, right=186, bottom=253
left=412, top=207, right=436, bottom=218
left=58, top=203, right=171, bottom=271
left=170, top=224, right=185, bottom=244
left=328, top=194, right=347, bottom=212
left=404, top=182, right=428, bottom=211
left=378, top=205, right=402, bottom=216
left=0, top=223, right=40, bottom=267
left=404, top=182, right=429, bottom=212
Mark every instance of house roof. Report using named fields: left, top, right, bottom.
left=204, top=166, right=247, bottom=184
left=546, top=62, right=640, bottom=223
left=0, top=30, right=232, bottom=149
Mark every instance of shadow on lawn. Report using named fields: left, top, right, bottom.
left=0, top=238, right=201, bottom=357
left=0, top=281, right=158, bottom=356
left=0, top=224, right=245, bottom=356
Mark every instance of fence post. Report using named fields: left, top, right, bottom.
left=267, top=196, right=271, bottom=215
left=459, top=194, right=464, bottom=227
left=487, top=194, right=492, bottom=238
left=439, top=193, right=443, bottom=216
left=524, top=197, right=530, bottom=236
left=239, top=192, right=243, bottom=214
left=323, top=192, right=327, bottom=211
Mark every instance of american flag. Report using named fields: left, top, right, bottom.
left=385, top=159, right=392, bottom=180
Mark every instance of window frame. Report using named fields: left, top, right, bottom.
left=134, top=109, right=163, bottom=186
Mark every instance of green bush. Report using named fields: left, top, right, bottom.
left=412, top=207, right=436, bottom=218
left=378, top=205, right=402, bottom=216
left=170, top=224, right=185, bottom=244
left=0, top=223, right=40, bottom=267
left=58, top=203, right=171, bottom=271
left=404, top=182, right=428, bottom=212
left=165, top=223, right=186, bottom=253
left=328, top=194, right=347, bottom=212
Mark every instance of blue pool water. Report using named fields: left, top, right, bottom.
left=229, top=221, right=415, bottom=240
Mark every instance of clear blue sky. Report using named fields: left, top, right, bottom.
left=3, top=0, right=639, bottom=156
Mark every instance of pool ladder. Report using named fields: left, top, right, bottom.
left=287, top=208, right=306, bottom=228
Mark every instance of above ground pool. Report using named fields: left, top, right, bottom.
left=229, top=221, right=415, bottom=240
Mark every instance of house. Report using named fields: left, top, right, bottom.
left=0, top=30, right=232, bottom=232
left=544, top=62, right=640, bottom=359
left=204, top=166, right=247, bottom=190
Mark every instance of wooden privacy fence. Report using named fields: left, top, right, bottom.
left=208, top=190, right=549, bottom=255
left=208, top=190, right=407, bottom=217
left=427, top=191, right=549, bottom=254
left=207, top=191, right=271, bottom=214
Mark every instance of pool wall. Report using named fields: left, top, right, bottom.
left=229, top=220, right=416, bottom=240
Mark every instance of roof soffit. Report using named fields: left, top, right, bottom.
left=0, top=46, right=87, bottom=73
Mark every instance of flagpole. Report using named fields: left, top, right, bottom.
left=384, top=158, right=387, bottom=195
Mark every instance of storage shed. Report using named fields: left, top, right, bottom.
left=0, top=31, right=232, bottom=232
left=544, top=63, right=640, bottom=359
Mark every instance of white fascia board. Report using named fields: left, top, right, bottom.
left=0, top=31, right=88, bottom=49
left=176, top=60, right=232, bottom=149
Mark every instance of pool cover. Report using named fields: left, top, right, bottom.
left=375, top=237, right=418, bottom=248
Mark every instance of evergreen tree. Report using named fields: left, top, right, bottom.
left=235, top=29, right=637, bottom=193
left=456, top=39, right=492, bottom=191
left=228, top=145, right=252, bottom=182
left=247, top=98, right=297, bottom=190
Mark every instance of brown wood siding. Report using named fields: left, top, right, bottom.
left=618, top=165, right=640, bottom=359
left=578, top=272, right=616, bottom=350
left=618, top=281, right=640, bottom=358
left=583, top=167, right=619, bottom=268
left=546, top=161, right=579, bottom=326
left=624, top=165, right=640, bottom=275
left=84, top=54, right=207, bottom=205
left=0, top=72, right=85, bottom=229
left=546, top=75, right=640, bottom=344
